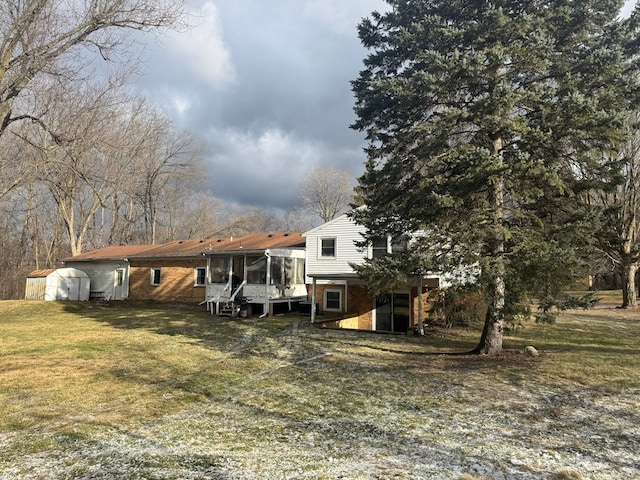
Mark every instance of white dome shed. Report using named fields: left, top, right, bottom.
left=44, top=268, right=91, bottom=301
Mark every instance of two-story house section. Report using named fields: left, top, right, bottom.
left=303, top=211, right=440, bottom=333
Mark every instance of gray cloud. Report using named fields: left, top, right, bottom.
left=135, top=0, right=387, bottom=210
left=137, top=0, right=637, bottom=212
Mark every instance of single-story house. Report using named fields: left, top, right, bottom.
left=62, top=245, right=155, bottom=301
left=61, top=233, right=307, bottom=310
left=62, top=240, right=222, bottom=303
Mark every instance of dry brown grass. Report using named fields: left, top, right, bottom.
left=0, top=297, right=639, bottom=479
left=550, top=470, right=583, bottom=480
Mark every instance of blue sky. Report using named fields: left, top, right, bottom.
left=134, top=0, right=637, bottom=213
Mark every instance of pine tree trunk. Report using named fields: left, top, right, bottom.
left=417, top=277, right=425, bottom=336
left=484, top=277, right=505, bottom=353
left=621, top=262, right=638, bottom=309
left=472, top=136, right=505, bottom=355
left=471, top=274, right=505, bottom=354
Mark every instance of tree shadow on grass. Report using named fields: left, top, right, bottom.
left=50, top=301, right=640, bottom=479
left=59, top=301, right=640, bottom=391
left=60, top=301, right=553, bottom=374
left=61, top=300, right=285, bottom=350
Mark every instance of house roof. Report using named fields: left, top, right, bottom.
left=201, top=232, right=306, bottom=254
left=27, top=269, right=56, bottom=278
left=62, top=233, right=306, bottom=262
left=63, top=245, right=157, bottom=262
left=135, top=239, right=218, bottom=258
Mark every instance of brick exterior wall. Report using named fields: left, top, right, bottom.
left=348, top=284, right=374, bottom=330
left=129, top=259, right=207, bottom=303
left=312, top=283, right=373, bottom=330
left=314, top=280, right=438, bottom=332
left=411, top=286, right=436, bottom=328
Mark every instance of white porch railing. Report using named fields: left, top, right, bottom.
left=202, top=282, right=230, bottom=314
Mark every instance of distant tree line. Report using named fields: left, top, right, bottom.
left=0, top=0, right=355, bottom=299
left=0, top=0, right=186, bottom=298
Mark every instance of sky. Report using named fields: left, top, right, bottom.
left=135, top=0, right=637, bottom=214
left=135, top=0, right=387, bottom=214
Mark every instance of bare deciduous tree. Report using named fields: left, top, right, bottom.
left=283, top=206, right=314, bottom=232
left=217, top=206, right=286, bottom=238
left=122, top=100, right=205, bottom=244
left=0, top=0, right=184, bottom=136
left=33, top=79, right=125, bottom=255
left=300, top=166, right=354, bottom=224
left=21, top=75, right=205, bottom=254
left=162, top=190, right=223, bottom=242
left=0, top=126, right=38, bottom=200
left=594, top=118, right=640, bottom=308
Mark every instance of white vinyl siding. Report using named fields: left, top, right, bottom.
left=304, top=213, right=368, bottom=277
left=62, top=261, right=130, bottom=301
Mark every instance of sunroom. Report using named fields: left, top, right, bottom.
left=204, top=247, right=307, bottom=317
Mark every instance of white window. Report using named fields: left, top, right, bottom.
left=320, top=237, right=336, bottom=258
left=391, top=236, right=409, bottom=253
left=195, top=267, right=206, bottom=286
left=150, top=268, right=161, bottom=286
left=324, top=289, right=342, bottom=311
left=371, top=237, right=388, bottom=258
left=370, top=236, right=409, bottom=258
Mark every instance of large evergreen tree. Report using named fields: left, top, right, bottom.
left=351, top=0, right=638, bottom=354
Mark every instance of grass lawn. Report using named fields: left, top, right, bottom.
left=0, top=298, right=638, bottom=479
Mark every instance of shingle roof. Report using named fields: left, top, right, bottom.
left=63, top=245, right=157, bottom=262
left=62, top=233, right=305, bottom=262
left=26, top=269, right=56, bottom=278
left=134, top=239, right=215, bottom=258
left=201, top=232, right=306, bottom=253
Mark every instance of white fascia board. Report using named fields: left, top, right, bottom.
left=302, top=207, right=365, bottom=237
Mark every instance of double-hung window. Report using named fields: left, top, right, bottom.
left=371, top=237, right=388, bottom=258
left=320, top=238, right=336, bottom=258
left=370, top=236, right=409, bottom=259
left=391, top=236, right=409, bottom=253
left=150, top=268, right=161, bottom=286
left=195, top=267, right=206, bottom=286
